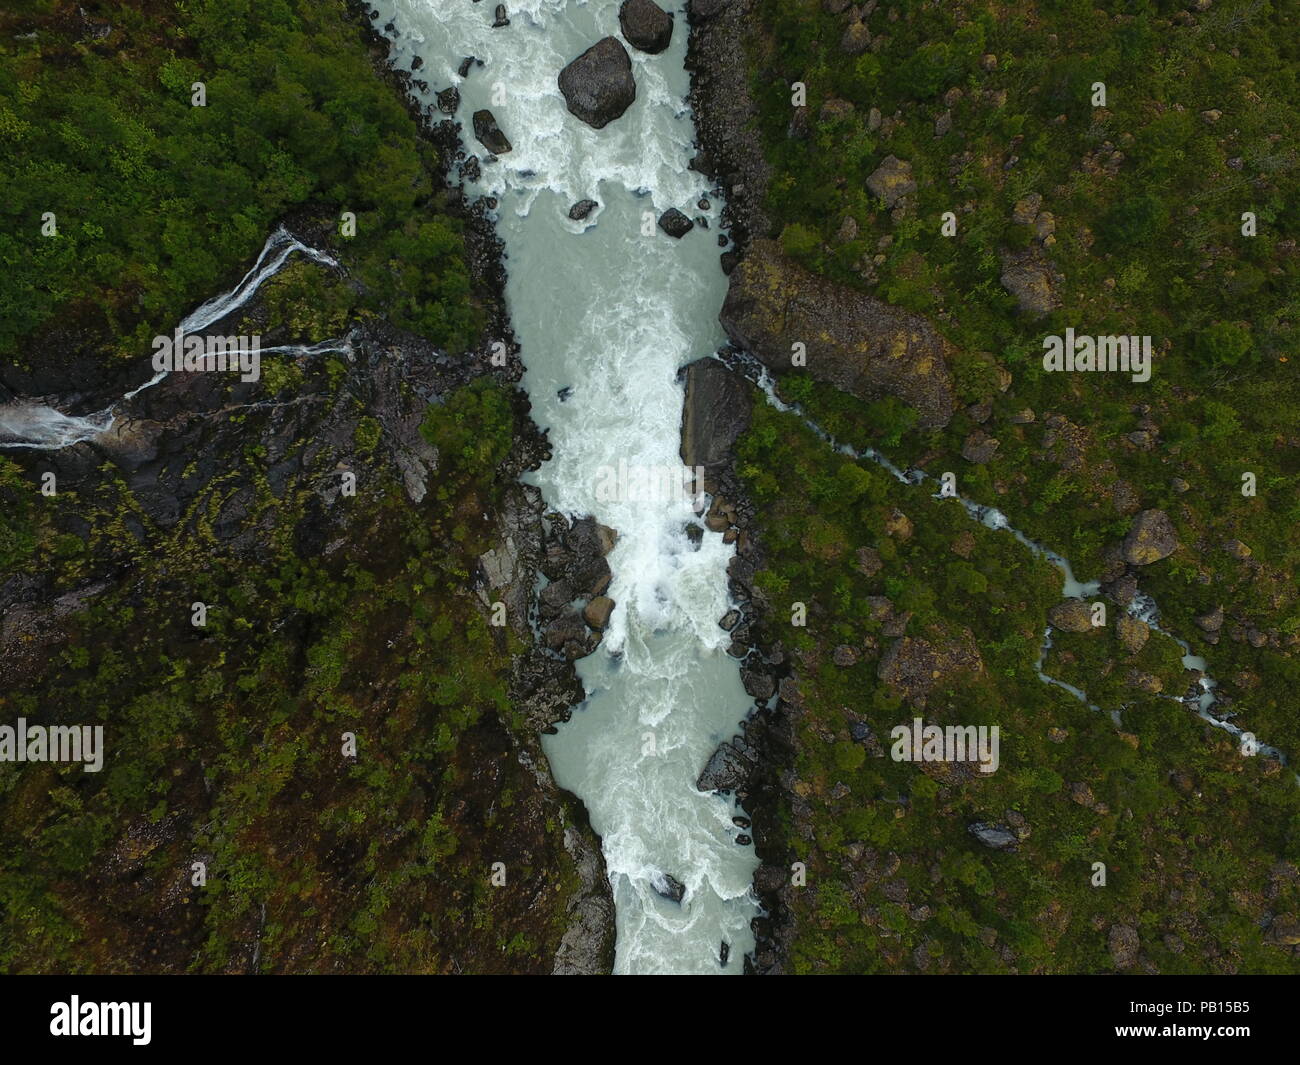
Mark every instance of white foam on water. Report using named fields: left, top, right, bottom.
left=373, top=0, right=758, bottom=973
left=0, top=228, right=341, bottom=451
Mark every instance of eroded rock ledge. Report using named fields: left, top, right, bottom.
left=720, top=239, right=958, bottom=431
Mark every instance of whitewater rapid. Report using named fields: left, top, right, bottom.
left=371, top=0, right=760, bottom=972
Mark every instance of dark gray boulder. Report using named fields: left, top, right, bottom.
left=558, top=37, right=637, bottom=129
left=568, top=199, right=599, bottom=221
left=619, top=0, right=673, bottom=54
left=678, top=358, right=751, bottom=495
left=472, top=109, right=511, bottom=155
left=696, top=740, right=753, bottom=792
left=436, top=86, right=460, bottom=114
left=658, top=208, right=693, bottom=238
left=651, top=872, right=686, bottom=903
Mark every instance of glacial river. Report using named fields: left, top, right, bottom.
left=370, top=0, right=761, bottom=973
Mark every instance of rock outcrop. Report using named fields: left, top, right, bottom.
left=679, top=358, right=752, bottom=494
left=720, top=239, right=958, bottom=429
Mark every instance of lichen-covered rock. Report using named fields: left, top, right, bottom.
left=1048, top=600, right=1096, bottom=633
left=1123, top=509, right=1178, bottom=565
left=1000, top=247, right=1058, bottom=316
left=878, top=630, right=983, bottom=708
left=720, top=239, right=957, bottom=429
left=961, top=429, right=999, bottom=464
left=1109, top=924, right=1140, bottom=969
left=866, top=155, right=916, bottom=206
left=1117, top=614, right=1150, bottom=655
left=969, top=823, right=1018, bottom=851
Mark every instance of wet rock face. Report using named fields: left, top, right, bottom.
left=536, top=514, right=617, bottom=660
left=1123, top=508, right=1179, bottom=565
left=651, top=872, right=687, bottom=903
left=679, top=358, right=752, bottom=494
left=568, top=199, right=599, bottom=221
left=558, top=37, right=637, bottom=129
left=696, top=739, right=755, bottom=792
left=720, top=239, right=958, bottom=429
left=472, top=109, right=512, bottom=154
left=658, top=207, right=694, bottom=238
left=619, top=0, right=673, bottom=54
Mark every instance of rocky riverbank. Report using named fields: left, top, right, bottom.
left=682, top=0, right=800, bottom=976
left=0, top=3, right=613, bottom=976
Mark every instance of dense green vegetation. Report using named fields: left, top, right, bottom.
left=0, top=2, right=582, bottom=974
left=739, top=399, right=1300, bottom=973
left=0, top=0, right=482, bottom=364
left=740, top=0, right=1300, bottom=971
left=0, top=375, right=581, bottom=973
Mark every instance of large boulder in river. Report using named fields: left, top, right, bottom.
left=1122, top=509, right=1178, bottom=565
left=696, top=739, right=754, bottom=792
left=720, top=239, right=957, bottom=429
left=679, top=358, right=752, bottom=495
left=651, top=872, right=686, bottom=903
left=619, top=0, right=673, bottom=54
left=658, top=208, right=694, bottom=238
left=472, top=109, right=511, bottom=154
left=558, top=37, right=637, bottom=129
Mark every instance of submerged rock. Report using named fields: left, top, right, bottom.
left=619, top=0, right=674, bottom=54
left=472, top=109, right=512, bottom=155
left=651, top=872, right=686, bottom=903
left=558, top=37, right=637, bottom=129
